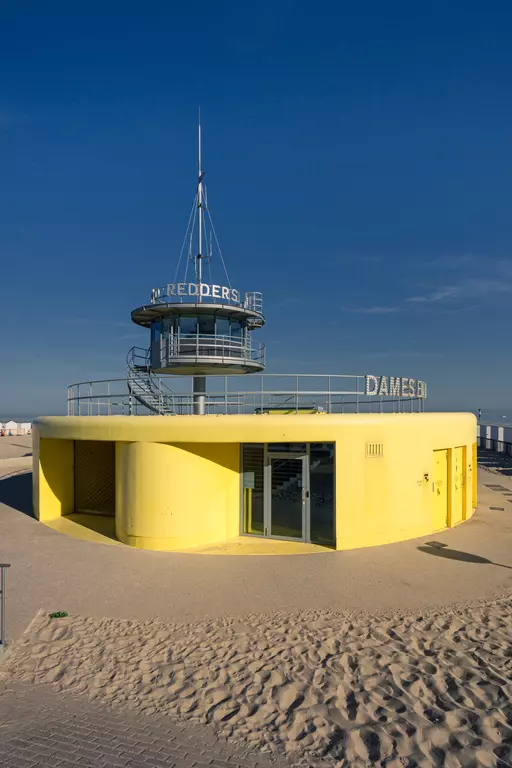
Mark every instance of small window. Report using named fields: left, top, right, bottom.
left=198, top=314, right=215, bottom=336
left=162, top=317, right=174, bottom=337
left=231, top=319, right=242, bottom=339
left=216, top=316, right=230, bottom=337
left=179, top=316, right=197, bottom=335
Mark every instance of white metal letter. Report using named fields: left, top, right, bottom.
left=389, top=377, right=400, bottom=397
left=378, top=376, right=389, bottom=396
left=365, top=375, right=379, bottom=396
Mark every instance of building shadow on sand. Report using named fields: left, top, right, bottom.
left=0, top=472, right=34, bottom=517
left=418, top=541, right=512, bottom=570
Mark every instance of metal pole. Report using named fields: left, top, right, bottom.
left=197, top=112, right=203, bottom=295
left=193, top=376, right=206, bottom=415
left=0, top=564, right=11, bottom=646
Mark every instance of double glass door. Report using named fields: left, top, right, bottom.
left=242, top=443, right=335, bottom=546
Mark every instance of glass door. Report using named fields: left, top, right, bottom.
left=268, top=453, right=308, bottom=540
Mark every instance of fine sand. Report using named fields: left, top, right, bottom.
left=3, top=600, right=512, bottom=767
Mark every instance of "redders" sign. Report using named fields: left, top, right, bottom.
left=151, top=282, right=241, bottom=305
left=365, top=375, right=427, bottom=398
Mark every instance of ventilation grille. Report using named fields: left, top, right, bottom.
left=366, top=442, right=384, bottom=458
left=74, top=440, right=115, bottom=515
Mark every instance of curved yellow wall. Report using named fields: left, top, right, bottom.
left=33, top=412, right=477, bottom=552
left=115, top=441, right=239, bottom=550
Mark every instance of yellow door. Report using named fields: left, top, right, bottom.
left=433, top=449, right=448, bottom=530
left=471, top=441, right=477, bottom=508
left=451, top=446, right=466, bottom=525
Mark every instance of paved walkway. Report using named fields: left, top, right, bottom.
left=2, top=438, right=512, bottom=767
left=0, top=680, right=286, bottom=768
left=1, top=464, right=512, bottom=642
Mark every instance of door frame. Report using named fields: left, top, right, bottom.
left=264, top=449, right=310, bottom=541
left=432, top=448, right=449, bottom=531
left=447, top=445, right=466, bottom=526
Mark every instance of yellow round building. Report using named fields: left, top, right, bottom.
left=32, top=126, right=477, bottom=552
left=33, top=411, right=476, bottom=552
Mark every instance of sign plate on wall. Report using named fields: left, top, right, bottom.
left=243, top=472, right=255, bottom=489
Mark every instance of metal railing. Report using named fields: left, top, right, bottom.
left=477, top=434, right=512, bottom=455
left=243, top=292, right=263, bottom=313
left=68, top=373, right=426, bottom=416
left=127, top=347, right=176, bottom=415
left=162, top=334, right=265, bottom=365
left=0, top=564, right=10, bottom=646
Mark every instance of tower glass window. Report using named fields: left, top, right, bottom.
left=179, top=316, right=197, bottom=336
left=231, top=320, right=242, bottom=340
left=216, top=316, right=230, bottom=337
left=198, top=314, right=215, bottom=336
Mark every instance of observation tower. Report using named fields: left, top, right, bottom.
left=129, top=120, right=265, bottom=415
left=33, top=122, right=477, bottom=555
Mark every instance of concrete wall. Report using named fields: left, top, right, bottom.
left=115, top=441, right=239, bottom=550
left=33, top=413, right=476, bottom=551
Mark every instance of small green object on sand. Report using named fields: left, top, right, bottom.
left=49, top=611, right=68, bottom=619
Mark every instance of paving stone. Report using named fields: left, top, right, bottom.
left=0, top=679, right=290, bottom=768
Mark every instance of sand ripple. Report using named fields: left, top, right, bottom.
left=3, top=599, right=512, bottom=766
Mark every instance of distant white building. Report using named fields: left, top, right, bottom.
left=0, top=421, right=32, bottom=435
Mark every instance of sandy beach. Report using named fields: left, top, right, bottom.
left=2, top=435, right=512, bottom=765
left=3, top=599, right=512, bottom=767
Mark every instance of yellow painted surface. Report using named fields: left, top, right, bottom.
left=432, top=449, right=448, bottom=531
left=33, top=412, right=477, bottom=552
left=34, top=437, right=74, bottom=521
left=115, top=441, right=239, bottom=550
left=451, top=446, right=465, bottom=525
left=45, top=513, right=121, bottom=545
left=177, top=536, right=332, bottom=555
left=472, top=441, right=478, bottom=508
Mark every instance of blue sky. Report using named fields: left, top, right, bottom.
left=2, top=0, right=512, bottom=418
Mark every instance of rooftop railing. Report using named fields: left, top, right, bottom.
left=67, top=373, right=426, bottom=416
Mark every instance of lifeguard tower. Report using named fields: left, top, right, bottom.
left=33, top=122, right=477, bottom=554
left=129, top=122, right=265, bottom=415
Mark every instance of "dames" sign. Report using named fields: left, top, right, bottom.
left=365, top=375, right=427, bottom=398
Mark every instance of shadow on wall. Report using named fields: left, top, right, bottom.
left=0, top=472, right=34, bottom=517
left=418, top=541, right=512, bottom=570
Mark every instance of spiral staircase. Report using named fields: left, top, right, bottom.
left=126, top=347, right=176, bottom=415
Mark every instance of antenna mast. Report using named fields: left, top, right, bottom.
left=197, top=111, right=203, bottom=295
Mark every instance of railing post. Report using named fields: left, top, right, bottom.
left=0, top=564, right=11, bottom=646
